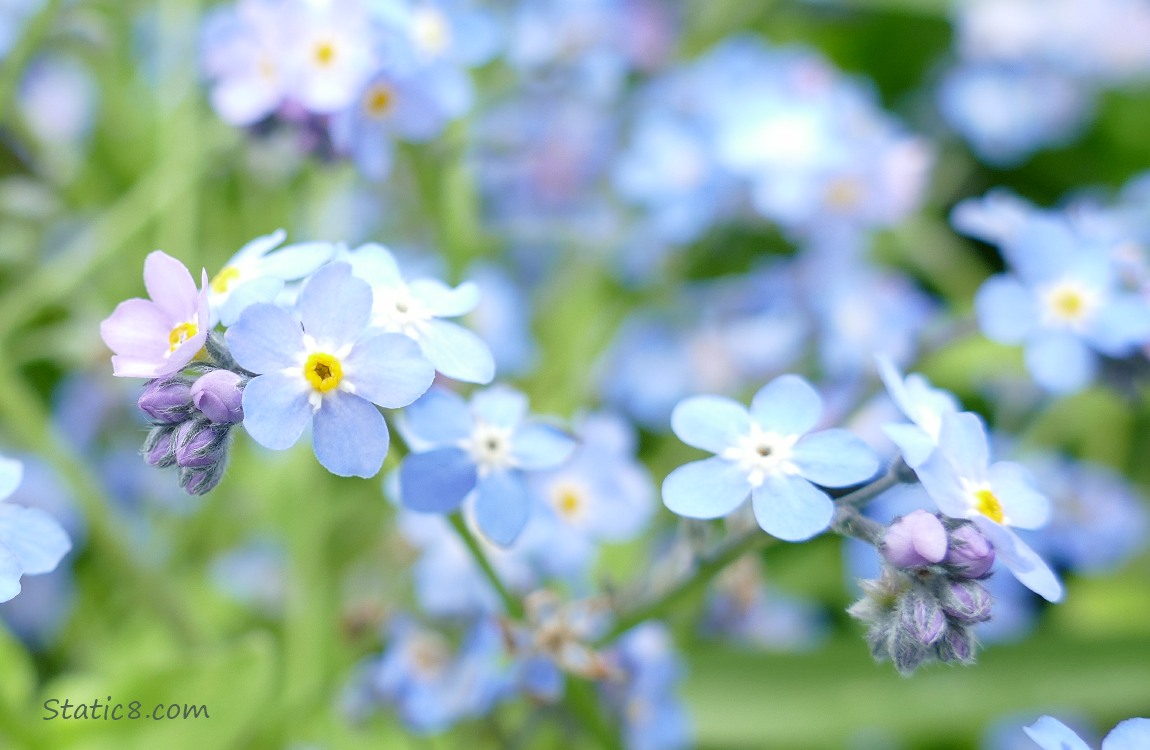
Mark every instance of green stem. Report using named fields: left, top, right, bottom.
left=597, top=528, right=774, bottom=647
left=0, top=375, right=203, bottom=647
left=448, top=512, right=523, bottom=619
left=564, top=675, right=622, bottom=750
left=834, top=458, right=912, bottom=513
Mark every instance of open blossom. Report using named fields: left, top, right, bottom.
left=915, top=411, right=1063, bottom=602
left=876, top=356, right=960, bottom=467
left=662, top=374, right=880, bottom=542
left=225, top=262, right=435, bottom=478
left=99, top=251, right=210, bottom=378
left=1025, top=716, right=1150, bottom=750
left=1, top=455, right=72, bottom=603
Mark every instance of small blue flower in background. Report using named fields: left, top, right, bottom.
left=208, top=229, right=334, bottom=326
left=398, top=385, right=576, bottom=546
left=914, top=411, right=1062, bottom=602
left=226, top=262, right=435, bottom=478
left=965, top=201, right=1150, bottom=393
left=1025, top=716, right=1150, bottom=750
left=346, top=243, right=495, bottom=384
left=0, top=455, right=72, bottom=604
left=662, top=374, right=880, bottom=541
left=601, top=621, right=692, bottom=750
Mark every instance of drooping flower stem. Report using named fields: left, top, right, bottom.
left=448, top=512, right=525, bottom=620
left=830, top=459, right=915, bottom=545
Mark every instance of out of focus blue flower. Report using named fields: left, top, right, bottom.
left=210, top=537, right=288, bottom=615
left=602, top=621, right=691, bottom=750
left=663, top=374, right=880, bottom=541
left=0, top=455, right=72, bottom=604
left=1025, top=716, right=1150, bottom=750
left=18, top=55, right=98, bottom=148
left=464, top=262, right=538, bottom=377
left=226, top=262, right=435, bottom=477
left=398, top=385, right=576, bottom=546
left=914, top=411, right=1062, bottom=602
left=700, top=556, right=828, bottom=651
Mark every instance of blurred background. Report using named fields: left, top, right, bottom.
left=1, top=0, right=1150, bottom=748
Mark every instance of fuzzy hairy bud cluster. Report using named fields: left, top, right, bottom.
left=137, top=355, right=246, bottom=495
left=849, top=513, right=996, bottom=675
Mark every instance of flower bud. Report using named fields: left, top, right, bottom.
left=941, top=580, right=993, bottom=624
left=944, top=523, right=995, bottom=579
left=881, top=510, right=948, bottom=568
left=179, top=461, right=227, bottom=495
left=138, top=377, right=193, bottom=424
left=174, top=420, right=230, bottom=469
left=190, top=370, right=245, bottom=424
left=898, top=587, right=948, bottom=647
left=935, top=625, right=976, bottom=664
left=143, top=425, right=177, bottom=467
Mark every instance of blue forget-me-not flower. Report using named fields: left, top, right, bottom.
left=0, top=455, right=72, bottom=603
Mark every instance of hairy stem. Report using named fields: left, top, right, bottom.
left=448, top=512, right=524, bottom=620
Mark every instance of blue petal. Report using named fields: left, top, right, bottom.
left=987, top=461, right=1049, bottom=529
left=347, top=243, right=402, bottom=287
left=0, top=505, right=71, bottom=575
left=661, top=457, right=750, bottom=519
left=1089, top=293, right=1150, bottom=356
left=401, top=389, right=474, bottom=447
left=511, top=423, right=576, bottom=470
left=792, top=429, right=880, bottom=487
left=974, top=275, right=1035, bottom=344
left=0, top=456, right=22, bottom=501
left=670, top=395, right=750, bottom=453
left=937, top=411, right=990, bottom=479
left=259, top=241, right=335, bottom=280
left=474, top=471, right=530, bottom=547
left=882, top=423, right=936, bottom=468
left=297, top=263, right=372, bottom=348
left=976, top=520, right=1063, bottom=602
left=471, top=385, right=528, bottom=428
left=344, top=333, right=435, bottom=408
left=409, top=279, right=480, bottom=317
left=240, top=371, right=313, bottom=450
left=750, top=374, right=822, bottom=436
left=218, top=277, right=285, bottom=327
left=230, top=229, right=286, bottom=264
left=418, top=320, right=495, bottom=384
left=751, top=475, right=833, bottom=541
left=399, top=448, right=477, bottom=513
left=1025, top=331, right=1096, bottom=394
left=0, top=544, right=22, bottom=602
left=914, top=444, right=971, bottom=519
left=1104, top=718, right=1150, bottom=750
left=225, top=303, right=306, bottom=373
left=312, top=392, right=390, bottom=478
left=1023, top=717, right=1091, bottom=750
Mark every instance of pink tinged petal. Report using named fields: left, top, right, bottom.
left=143, top=251, right=200, bottom=322
left=974, top=274, right=1035, bottom=344
left=473, top=470, right=530, bottom=547
left=0, top=505, right=71, bottom=574
left=751, top=475, right=834, bottom=542
left=343, top=333, right=435, bottom=408
left=975, top=520, right=1063, bottom=602
left=225, top=303, right=306, bottom=373
left=109, top=356, right=165, bottom=379
left=1103, top=718, right=1150, bottom=750
left=791, top=428, right=880, bottom=487
left=937, top=411, right=990, bottom=479
left=399, top=448, right=477, bottom=512
left=409, top=279, right=480, bottom=317
left=750, top=374, right=822, bottom=436
left=987, top=461, right=1050, bottom=529
left=100, top=298, right=171, bottom=358
left=297, top=263, right=372, bottom=348
left=154, top=326, right=208, bottom=377
left=1023, top=717, right=1091, bottom=750
left=312, top=392, right=390, bottom=478
left=418, top=320, right=495, bottom=384
left=661, top=457, right=750, bottom=519
left=670, top=395, right=750, bottom=454
left=240, top=371, right=312, bottom=451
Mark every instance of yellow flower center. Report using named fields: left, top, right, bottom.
left=168, top=322, right=198, bottom=353
left=364, top=84, right=394, bottom=117
left=974, top=488, right=1005, bottom=524
left=825, top=177, right=863, bottom=210
left=313, top=41, right=336, bottom=67
left=1041, top=280, right=1098, bottom=330
left=210, top=266, right=241, bottom=294
left=304, top=352, right=343, bottom=392
left=555, top=487, right=582, bottom=519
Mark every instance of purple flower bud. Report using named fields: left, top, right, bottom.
left=138, top=377, right=193, bottom=424
left=881, top=510, right=948, bottom=568
left=190, top=370, right=245, bottom=424
left=143, top=426, right=176, bottom=467
left=941, top=580, right=993, bottom=624
left=935, top=625, right=976, bottom=664
left=174, top=420, right=229, bottom=469
left=899, top=587, right=948, bottom=647
left=179, top=462, right=227, bottom=495
left=889, top=635, right=930, bottom=676
left=945, top=523, right=995, bottom=579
